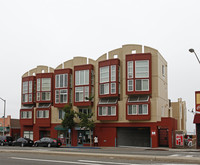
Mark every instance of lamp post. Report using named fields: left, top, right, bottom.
left=189, top=48, right=200, bottom=64
left=0, top=97, right=6, bottom=136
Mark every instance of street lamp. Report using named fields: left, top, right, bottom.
left=189, top=48, right=200, bottom=64
left=0, top=97, right=6, bottom=136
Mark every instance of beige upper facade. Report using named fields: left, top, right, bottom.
left=171, top=98, right=187, bottom=132
left=22, top=44, right=170, bottom=124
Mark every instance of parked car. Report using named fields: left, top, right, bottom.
left=0, top=136, right=13, bottom=146
left=34, top=137, right=62, bottom=147
left=12, top=137, right=34, bottom=147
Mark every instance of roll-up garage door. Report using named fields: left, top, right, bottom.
left=117, top=127, right=150, bottom=147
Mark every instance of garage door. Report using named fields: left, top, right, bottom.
left=117, top=127, right=150, bottom=147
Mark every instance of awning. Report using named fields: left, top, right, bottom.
left=54, top=125, right=68, bottom=131
left=193, top=114, right=200, bottom=123
left=128, top=95, right=149, bottom=103
left=99, top=98, right=118, bottom=104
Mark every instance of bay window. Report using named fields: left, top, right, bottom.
left=128, top=104, right=148, bottom=115
left=22, top=80, right=33, bottom=103
left=21, top=111, right=32, bottom=119
left=37, top=110, right=49, bottom=118
left=98, top=106, right=116, bottom=116
left=37, top=78, right=51, bottom=101
left=99, top=64, right=118, bottom=95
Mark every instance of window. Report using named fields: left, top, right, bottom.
left=128, top=80, right=133, bottom=91
left=29, top=81, right=32, bottom=93
left=29, top=94, right=32, bottom=102
left=128, top=105, right=137, bottom=115
left=21, top=111, right=32, bottom=119
left=98, top=106, right=116, bottom=116
left=135, top=79, right=149, bottom=91
left=100, top=83, right=109, bottom=95
left=37, top=110, right=49, bottom=118
left=24, top=131, right=33, bottom=140
left=111, top=83, right=116, bottom=94
left=75, top=87, right=83, bottom=102
left=135, top=60, right=149, bottom=78
left=59, top=110, right=65, bottom=119
left=60, top=89, right=67, bottom=103
left=37, top=92, right=40, bottom=101
left=127, top=104, right=148, bottom=115
left=79, top=108, right=92, bottom=115
left=23, top=81, right=28, bottom=94
left=23, top=94, right=28, bottom=103
left=75, top=70, right=89, bottom=85
left=41, top=92, right=51, bottom=101
left=75, top=86, right=89, bottom=102
left=127, top=61, right=133, bottom=78
left=100, top=66, right=109, bottom=83
left=42, top=78, right=51, bottom=91
left=55, top=74, right=68, bottom=88
left=55, top=90, right=59, bottom=103
left=111, top=65, right=116, bottom=81
left=37, top=79, right=40, bottom=91
left=162, top=65, right=165, bottom=77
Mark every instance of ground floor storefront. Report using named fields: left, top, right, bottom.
left=95, top=117, right=177, bottom=148
left=20, top=117, right=177, bottom=148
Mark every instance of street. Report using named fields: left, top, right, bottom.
left=0, top=146, right=200, bottom=164
left=0, top=152, right=198, bottom=165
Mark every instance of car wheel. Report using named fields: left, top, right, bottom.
left=21, top=143, right=24, bottom=147
left=48, top=143, right=51, bottom=148
left=1, top=143, right=4, bottom=146
left=35, top=143, right=38, bottom=147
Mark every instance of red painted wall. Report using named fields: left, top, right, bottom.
left=94, top=126, right=116, bottom=147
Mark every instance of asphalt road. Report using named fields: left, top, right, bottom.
left=0, top=152, right=198, bottom=165
left=0, top=146, right=200, bottom=164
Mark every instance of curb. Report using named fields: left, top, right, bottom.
left=1, top=149, right=200, bottom=163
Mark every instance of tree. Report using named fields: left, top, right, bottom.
left=77, top=95, right=95, bottom=147
left=77, top=112, right=95, bottom=147
left=62, top=103, right=76, bottom=145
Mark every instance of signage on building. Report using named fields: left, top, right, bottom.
left=176, top=134, right=184, bottom=146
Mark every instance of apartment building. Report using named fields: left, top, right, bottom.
left=20, top=44, right=178, bottom=148
left=171, top=98, right=187, bottom=133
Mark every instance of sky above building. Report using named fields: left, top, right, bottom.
left=0, top=0, right=199, bottom=133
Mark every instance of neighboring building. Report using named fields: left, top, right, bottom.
left=171, top=98, right=187, bottom=133
left=20, top=44, right=178, bottom=148
left=0, top=115, right=20, bottom=140
left=193, top=91, right=200, bottom=148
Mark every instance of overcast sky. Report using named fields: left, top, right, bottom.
left=0, top=0, right=199, bottom=133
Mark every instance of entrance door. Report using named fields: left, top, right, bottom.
left=158, top=128, right=168, bottom=147
left=117, top=127, right=150, bottom=147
